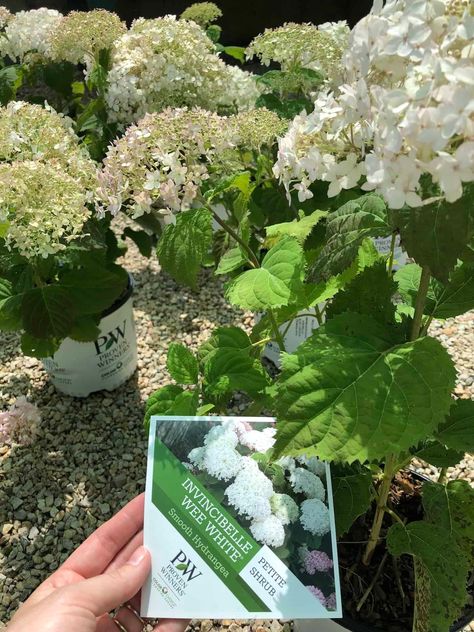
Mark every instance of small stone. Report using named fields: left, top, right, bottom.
left=200, top=621, right=213, bottom=632
left=2, top=524, right=13, bottom=535
left=11, top=498, right=22, bottom=510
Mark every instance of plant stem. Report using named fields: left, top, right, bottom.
left=410, top=266, right=431, bottom=341
left=438, top=466, right=448, bottom=484
left=356, top=551, right=388, bottom=612
left=387, top=233, right=396, bottom=273
left=210, top=209, right=260, bottom=268
left=250, top=337, right=272, bottom=348
left=268, top=309, right=286, bottom=352
left=362, top=454, right=397, bottom=566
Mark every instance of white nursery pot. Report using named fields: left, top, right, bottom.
left=42, top=276, right=137, bottom=398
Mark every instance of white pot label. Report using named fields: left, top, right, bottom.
left=142, top=416, right=342, bottom=620
left=42, top=295, right=137, bottom=397
left=373, top=235, right=407, bottom=270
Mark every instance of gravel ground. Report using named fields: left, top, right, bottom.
left=0, top=238, right=473, bottom=631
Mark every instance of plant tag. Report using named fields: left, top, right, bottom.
left=142, top=416, right=342, bottom=619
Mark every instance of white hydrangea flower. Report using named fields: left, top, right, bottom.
left=225, top=457, right=273, bottom=520
left=289, top=468, right=326, bottom=501
left=276, top=456, right=296, bottom=472
left=202, top=442, right=243, bottom=481
left=270, top=493, right=299, bottom=525
left=239, top=427, right=276, bottom=453
left=296, top=455, right=326, bottom=479
left=300, top=498, right=331, bottom=537
left=188, top=446, right=205, bottom=469
left=204, top=423, right=239, bottom=448
left=250, top=515, right=285, bottom=548
left=0, top=8, right=62, bottom=61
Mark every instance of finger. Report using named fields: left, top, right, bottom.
left=62, top=494, right=145, bottom=578
left=114, top=602, right=146, bottom=632
left=106, top=531, right=143, bottom=573
left=154, top=619, right=190, bottom=632
left=60, top=546, right=151, bottom=618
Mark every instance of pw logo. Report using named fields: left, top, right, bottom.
left=171, top=550, right=202, bottom=582
left=94, top=320, right=127, bottom=355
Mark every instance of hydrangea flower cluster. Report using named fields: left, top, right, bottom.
left=232, top=108, right=287, bottom=150
left=105, top=16, right=258, bottom=125
left=0, top=102, right=97, bottom=258
left=97, top=107, right=235, bottom=219
left=180, top=2, right=222, bottom=28
left=0, top=397, right=40, bottom=446
left=274, top=0, right=474, bottom=208
left=0, top=6, right=12, bottom=30
left=0, top=8, right=62, bottom=62
left=48, top=9, right=126, bottom=65
left=289, top=467, right=326, bottom=501
left=246, top=21, right=350, bottom=83
left=301, top=547, right=334, bottom=574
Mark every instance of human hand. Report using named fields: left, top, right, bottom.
left=7, top=494, right=188, bottom=632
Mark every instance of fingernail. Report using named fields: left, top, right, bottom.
left=127, top=546, right=147, bottom=567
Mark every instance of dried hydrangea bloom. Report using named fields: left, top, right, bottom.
left=0, top=102, right=96, bottom=188
left=0, top=160, right=93, bottom=259
left=246, top=21, right=350, bottom=82
left=0, top=8, right=62, bottom=62
left=232, top=108, right=287, bottom=150
left=0, top=397, right=40, bottom=446
left=97, top=107, right=236, bottom=219
left=180, top=2, right=222, bottom=28
left=106, top=16, right=246, bottom=125
left=48, top=9, right=126, bottom=65
left=0, top=6, right=12, bottom=30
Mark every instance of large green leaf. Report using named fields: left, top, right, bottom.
left=435, top=399, right=474, bottom=453
left=0, top=279, right=22, bottom=330
left=198, top=326, right=252, bottom=365
left=387, top=521, right=468, bottom=632
left=391, top=185, right=474, bottom=282
left=226, top=236, right=304, bottom=310
left=156, top=208, right=213, bottom=288
left=414, top=442, right=464, bottom=468
left=215, top=247, right=247, bottom=275
left=327, top=260, right=397, bottom=326
left=273, top=313, right=456, bottom=463
left=331, top=464, right=373, bottom=537
left=312, top=195, right=390, bottom=280
left=423, top=480, right=474, bottom=565
left=20, top=333, right=59, bottom=359
left=22, top=286, right=75, bottom=339
left=396, top=263, right=474, bottom=319
left=144, top=385, right=198, bottom=427
left=167, top=343, right=199, bottom=385
left=122, top=227, right=153, bottom=258
left=69, top=317, right=101, bottom=342
left=204, top=347, right=268, bottom=398
left=265, top=211, right=327, bottom=247
left=60, top=265, right=127, bottom=316
left=0, top=66, right=23, bottom=105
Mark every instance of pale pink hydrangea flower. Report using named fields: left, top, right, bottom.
left=303, top=549, right=333, bottom=574
left=0, top=397, right=40, bottom=445
left=307, top=585, right=326, bottom=606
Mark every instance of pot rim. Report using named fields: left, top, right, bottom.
left=333, top=468, right=474, bottom=632
left=101, top=270, right=134, bottom=318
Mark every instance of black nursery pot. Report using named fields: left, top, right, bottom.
left=295, top=471, right=474, bottom=632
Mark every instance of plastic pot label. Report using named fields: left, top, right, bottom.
left=42, top=295, right=137, bottom=397
left=373, top=235, right=407, bottom=270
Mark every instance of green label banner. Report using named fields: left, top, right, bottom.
left=152, top=438, right=270, bottom=612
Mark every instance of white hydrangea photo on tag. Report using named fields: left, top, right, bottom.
left=142, top=416, right=342, bottom=620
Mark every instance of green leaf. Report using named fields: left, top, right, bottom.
left=144, top=386, right=198, bottom=426
left=415, top=442, right=464, bottom=468
left=387, top=521, right=469, bottom=632
left=249, top=182, right=293, bottom=226
left=423, top=480, right=474, bottom=565
left=196, top=403, right=215, bottom=415
left=204, top=347, right=268, bottom=398
left=69, top=317, right=101, bottom=342
left=313, top=195, right=390, bottom=280
left=167, top=343, right=199, bottom=385
left=22, top=286, right=75, bottom=339
left=60, top=265, right=127, bottom=316
left=0, top=286, right=23, bottom=330
left=435, top=399, right=474, bottom=453
left=20, top=333, right=59, bottom=359
left=391, top=184, right=474, bottom=282
left=265, top=210, right=327, bottom=247
left=215, top=247, right=247, bottom=275
left=0, top=66, right=23, bottom=105
left=327, top=260, right=397, bottom=326
left=156, top=208, right=213, bottom=288
left=224, top=46, right=246, bottom=63
left=332, top=464, right=374, bottom=537
left=198, top=326, right=251, bottom=365
left=273, top=313, right=456, bottom=463
left=226, top=236, right=304, bottom=310
left=42, top=62, right=75, bottom=97
left=122, top=227, right=153, bottom=258
left=396, top=263, right=474, bottom=319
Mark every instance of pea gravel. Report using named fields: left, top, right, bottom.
left=0, top=238, right=472, bottom=631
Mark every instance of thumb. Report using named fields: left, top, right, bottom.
left=61, top=546, right=151, bottom=617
